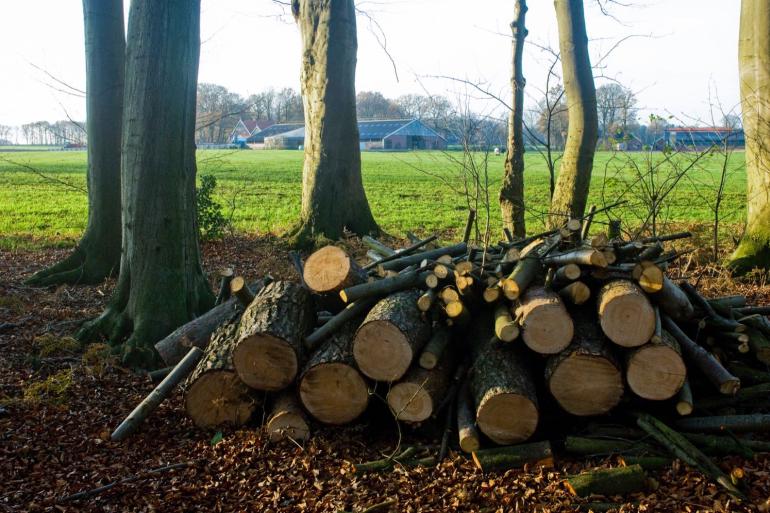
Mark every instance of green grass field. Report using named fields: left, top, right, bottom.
left=0, top=149, right=747, bottom=250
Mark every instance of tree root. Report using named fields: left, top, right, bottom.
left=25, top=247, right=117, bottom=286
left=727, top=237, right=770, bottom=276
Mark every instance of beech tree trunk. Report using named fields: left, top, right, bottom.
left=499, top=0, right=528, bottom=237
left=77, top=0, right=214, bottom=367
left=730, top=0, right=770, bottom=273
left=548, top=0, right=598, bottom=227
left=27, top=0, right=123, bottom=286
left=290, top=0, right=378, bottom=243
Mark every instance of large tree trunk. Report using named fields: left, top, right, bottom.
left=729, top=0, right=770, bottom=274
left=290, top=0, right=378, bottom=243
left=77, top=0, right=214, bottom=367
left=27, top=0, right=124, bottom=286
left=499, top=0, right=528, bottom=238
left=547, top=0, right=598, bottom=228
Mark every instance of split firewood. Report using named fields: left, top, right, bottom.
left=625, top=330, right=686, bottom=401
left=234, top=281, right=314, bottom=391
left=597, top=280, right=655, bottom=348
left=184, top=315, right=259, bottom=429
left=516, top=286, right=573, bottom=354
left=545, top=317, right=623, bottom=416
left=266, top=392, right=310, bottom=443
left=353, top=290, right=431, bottom=381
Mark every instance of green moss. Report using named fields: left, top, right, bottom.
left=8, top=369, right=75, bottom=407
left=728, top=235, right=770, bottom=275
left=32, top=334, right=80, bottom=357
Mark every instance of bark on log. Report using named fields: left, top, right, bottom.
left=676, top=379, right=694, bottom=416
left=353, top=290, right=431, bottom=381
left=625, top=330, right=686, bottom=401
left=230, top=276, right=255, bottom=306
left=651, top=277, right=694, bottom=322
left=553, top=263, right=581, bottom=285
left=419, top=326, right=451, bottom=369
left=378, top=243, right=467, bottom=272
left=184, top=316, right=258, bottom=429
left=694, top=383, right=770, bottom=410
left=516, top=286, right=573, bottom=354
left=457, top=380, right=480, bottom=453
left=557, top=281, right=591, bottom=305
left=662, top=315, right=740, bottom=395
left=726, top=361, right=770, bottom=384
left=387, top=351, right=455, bottom=423
left=303, top=245, right=366, bottom=295
left=472, top=440, right=554, bottom=472
left=266, top=392, right=310, bottom=443
left=501, top=241, right=544, bottom=300
left=563, top=436, right=655, bottom=456
left=545, top=317, right=623, bottom=416
left=362, top=236, right=396, bottom=257
left=470, top=325, right=538, bottom=444
left=340, top=269, right=423, bottom=304
left=564, top=465, right=647, bottom=497
left=299, top=321, right=369, bottom=425
left=543, top=248, right=607, bottom=268
left=494, top=304, right=519, bottom=342
left=304, top=297, right=378, bottom=351
left=597, top=280, right=655, bottom=347
left=675, top=414, right=770, bottom=433
left=234, top=281, right=314, bottom=391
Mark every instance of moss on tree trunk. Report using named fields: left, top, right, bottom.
left=548, top=0, right=598, bottom=228
left=290, top=0, right=378, bottom=245
left=26, top=0, right=123, bottom=286
left=77, top=0, right=214, bottom=368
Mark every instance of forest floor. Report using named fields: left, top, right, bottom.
left=2, top=235, right=770, bottom=512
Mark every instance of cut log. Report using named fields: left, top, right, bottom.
left=564, top=465, right=647, bottom=497
left=472, top=440, right=554, bottom=472
left=230, top=276, right=255, bottom=306
left=557, top=281, right=591, bottom=305
left=675, top=414, right=770, bottom=433
left=303, top=245, right=366, bottom=295
left=299, top=322, right=369, bottom=425
left=266, top=392, right=310, bottom=443
left=379, top=242, right=467, bottom=272
left=725, top=361, right=770, bottom=384
left=304, top=297, right=378, bottom=351
left=184, top=316, right=258, bottom=429
left=470, top=328, right=538, bottom=444
left=625, top=330, right=686, bottom=401
left=545, top=317, right=623, bottom=416
left=494, top=304, right=519, bottom=342
left=445, top=300, right=471, bottom=326
left=694, top=383, right=770, bottom=411
left=516, top=286, right=573, bottom=354
left=215, top=268, right=234, bottom=305
left=340, top=269, right=422, bottom=303
left=676, top=379, right=694, bottom=416
left=353, top=290, right=431, bottom=381
left=482, top=285, right=501, bottom=303
left=662, top=315, right=740, bottom=395
left=651, top=277, right=694, bottom=322
left=636, top=262, right=664, bottom=293
left=417, top=288, right=437, bottom=312
left=597, top=280, right=655, bottom=348
left=362, top=236, right=396, bottom=257
left=234, top=281, right=314, bottom=391
left=439, top=286, right=460, bottom=304
left=387, top=351, right=455, bottom=423
left=543, top=248, right=607, bottom=268
left=419, top=326, right=451, bottom=370
left=500, top=241, right=544, bottom=300
left=553, top=263, right=582, bottom=284
left=457, top=380, right=480, bottom=453
left=563, top=436, right=655, bottom=456
left=155, top=282, right=264, bottom=366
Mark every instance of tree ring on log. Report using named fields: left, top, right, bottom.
left=476, top=393, right=538, bottom=445
left=299, top=362, right=369, bottom=424
left=233, top=334, right=298, bottom=391
left=519, top=304, right=573, bottom=354
left=598, top=281, right=655, bottom=347
left=353, top=321, right=413, bottom=381
left=387, top=382, right=434, bottom=422
left=627, top=345, right=686, bottom=400
left=184, top=371, right=256, bottom=429
left=548, top=354, right=623, bottom=416
left=303, top=246, right=356, bottom=293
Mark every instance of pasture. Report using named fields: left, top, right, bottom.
left=0, top=148, right=747, bottom=250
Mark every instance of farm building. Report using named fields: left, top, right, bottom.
left=663, top=127, right=745, bottom=150
left=262, top=119, right=447, bottom=150
left=246, top=123, right=304, bottom=145
left=228, top=119, right=274, bottom=143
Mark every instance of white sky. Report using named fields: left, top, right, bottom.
left=0, top=0, right=741, bottom=127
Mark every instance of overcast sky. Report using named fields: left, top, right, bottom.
left=0, top=0, right=741, bottom=127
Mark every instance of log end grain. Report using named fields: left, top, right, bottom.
left=627, top=345, right=686, bottom=400
left=518, top=288, right=574, bottom=354
left=233, top=333, right=298, bottom=391
left=299, top=362, right=369, bottom=424
left=476, top=393, right=539, bottom=445
left=303, top=246, right=358, bottom=294
left=598, top=281, right=656, bottom=348
left=353, top=321, right=414, bottom=381
left=266, top=395, right=310, bottom=443
left=184, top=370, right=257, bottom=429
left=387, top=382, right=435, bottom=423
left=548, top=354, right=624, bottom=416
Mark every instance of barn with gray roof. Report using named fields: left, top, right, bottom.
left=262, top=119, right=446, bottom=150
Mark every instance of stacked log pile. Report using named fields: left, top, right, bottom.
left=137, top=213, right=770, bottom=497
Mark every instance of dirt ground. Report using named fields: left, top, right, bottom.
left=1, top=235, right=770, bottom=512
